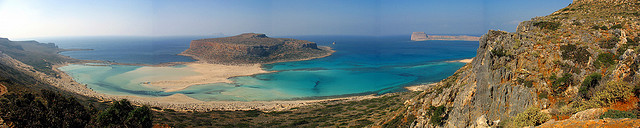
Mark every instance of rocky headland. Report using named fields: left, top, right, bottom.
left=181, top=33, right=334, bottom=64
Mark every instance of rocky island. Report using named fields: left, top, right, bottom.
left=181, top=33, right=333, bottom=64
left=411, top=32, right=481, bottom=41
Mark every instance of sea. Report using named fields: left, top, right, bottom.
left=35, top=35, right=478, bottom=101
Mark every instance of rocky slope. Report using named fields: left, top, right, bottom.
left=181, top=33, right=333, bottom=64
left=378, top=0, right=640, bottom=127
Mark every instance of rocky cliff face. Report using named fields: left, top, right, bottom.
left=412, top=32, right=429, bottom=41
left=379, top=0, right=640, bottom=127
left=181, top=33, right=333, bottom=64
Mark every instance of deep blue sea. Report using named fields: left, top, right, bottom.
left=41, top=36, right=478, bottom=101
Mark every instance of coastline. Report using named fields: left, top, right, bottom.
left=50, top=61, right=385, bottom=111
left=446, top=58, right=473, bottom=63
left=46, top=45, right=359, bottom=111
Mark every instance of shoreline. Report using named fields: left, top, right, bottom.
left=51, top=61, right=384, bottom=111
left=446, top=58, right=473, bottom=63
left=47, top=46, right=371, bottom=111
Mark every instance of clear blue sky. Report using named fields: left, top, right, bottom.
left=0, top=0, right=572, bottom=38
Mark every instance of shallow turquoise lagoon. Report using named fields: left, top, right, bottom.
left=55, top=36, right=478, bottom=101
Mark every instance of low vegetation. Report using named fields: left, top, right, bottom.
left=0, top=90, right=151, bottom=127
left=506, top=107, right=551, bottom=127
left=599, top=37, right=620, bottom=49
left=153, top=92, right=417, bottom=127
left=428, top=105, right=448, bottom=126
left=594, top=52, right=616, bottom=68
left=550, top=73, right=573, bottom=95
left=96, top=99, right=153, bottom=128
left=579, top=73, right=602, bottom=99
left=600, top=110, right=637, bottom=119
left=560, top=44, right=590, bottom=65
left=533, top=21, right=561, bottom=31
left=0, top=90, right=92, bottom=127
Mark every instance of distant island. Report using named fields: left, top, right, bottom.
left=181, top=33, right=334, bottom=64
left=411, top=32, right=481, bottom=41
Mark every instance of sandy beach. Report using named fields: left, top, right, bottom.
left=446, top=58, right=473, bottom=63
left=405, top=82, right=438, bottom=91
left=143, top=62, right=270, bottom=92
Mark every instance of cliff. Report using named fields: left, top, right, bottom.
left=412, top=32, right=429, bottom=41
left=181, top=33, right=333, bottom=64
left=379, top=0, right=640, bottom=127
left=0, top=38, right=80, bottom=75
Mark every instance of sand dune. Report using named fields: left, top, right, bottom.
left=143, top=62, right=269, bottom=92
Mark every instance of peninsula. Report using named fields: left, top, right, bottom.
left=411, top=32, right=481, bottom=41
left=181, top=33, right=334, bottom=64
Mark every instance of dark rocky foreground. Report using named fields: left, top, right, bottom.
left=181, top=33, right=333, bottom=64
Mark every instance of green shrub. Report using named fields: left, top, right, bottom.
left=491, top=47, right=509, bottom=58
left=428, top=105, right=448, bottom=126
left=560, top=44, right=591, bottom=64
left=600, top=37, right=620, bottom=49
left=610, top=24, right=623, bottom=29
left=591, top=80, right=633, bottom=106
left=600, top=110, right=637, bottom=119
left=96, top=99, right=153, bottom=128
left=533, top=21, right=561, bottom=31
left=579, top=73, right=602, bottom=99
left=538, top=91, right=548, bottom=99
left=512, top=107, right=551, bottom=127
left=551, top=73, right=572, bottom=94
left=594, top=52, right=616, bottom=68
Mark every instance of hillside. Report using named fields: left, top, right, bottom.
left=378, top=0, right=640, bottom=127
left=181, top=33, right=333, bottom=64
left=0, top=38, right=81, bottom=75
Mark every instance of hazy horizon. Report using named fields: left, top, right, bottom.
left=1, top=0, right=572, bottom=39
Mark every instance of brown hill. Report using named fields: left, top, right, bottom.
left=181, top=33, right=333, bottom=64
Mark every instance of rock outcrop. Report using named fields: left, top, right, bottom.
left=411, top=32, right=429, bottom=41
left=379, top=0, right=640, bottom=127
left=181, top=33, right=333, bottom=64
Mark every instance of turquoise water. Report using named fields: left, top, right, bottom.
left=54, top=36, right=478, bottom=101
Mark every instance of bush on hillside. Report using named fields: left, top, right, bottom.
left=600, top=110, right=637, bottom=119
left=599, top=37, right=620, bottom=49
left=610, top=24, right=623, bottom=29
left=96, top=99, right=153, bottom=128
left=594, top=52, right=616, bottom=68
left=550, top=73, right=572, bottom=94
left=0, top=90, right=92, bottom=128
left=533, top=21, right=561, bottom=31
left=560, top=44, right=591, bottom=65
left=512, top=107, right=551, bottom=127
left=428, top=105, right=448, bottom=126
left=579, top=73, right=602, bottom=99
left=591, top=80, right=634, bottom=106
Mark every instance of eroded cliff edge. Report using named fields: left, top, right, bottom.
left=379, top=0, right=640, bottom=127
left=181, top=33, right=333, bottom=64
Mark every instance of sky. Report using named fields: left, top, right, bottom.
left=0, top=0, right=572, bottom=39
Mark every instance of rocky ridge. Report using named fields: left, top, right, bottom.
left=378, top=0, right=640, bottom=127
left=181, top=33, right=333, bottom=64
